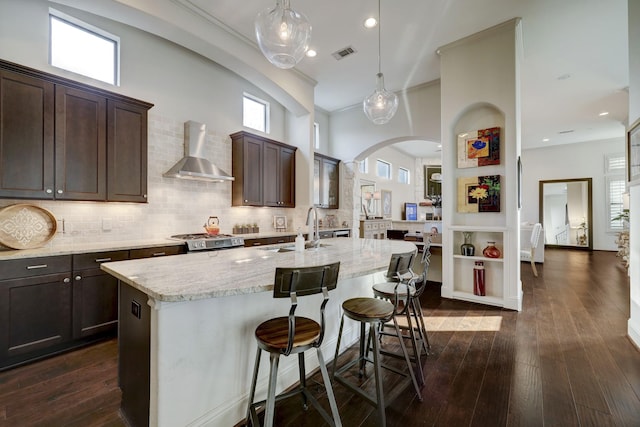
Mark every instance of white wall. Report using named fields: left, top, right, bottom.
left=627, top=0, right=640, bottom=348
left=521, top=138, right=624, bottom=251
left=0, top=0, right=326, bottom=248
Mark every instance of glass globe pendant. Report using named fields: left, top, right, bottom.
left=363, top=72, right=398, bottom=124
left=255, top=0, right=311, bottom=69
left=363, top=0, right=398, bottom=124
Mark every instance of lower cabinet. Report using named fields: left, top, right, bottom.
left=359, top=219, right=392, bottom=239
left=0, top=245, right=185, bottom=370
left=0, top=256, right=73, bottom=369
left=72, top=250, right=129, bottom=339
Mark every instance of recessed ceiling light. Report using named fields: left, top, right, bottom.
left=364, top=17, right=377, bottom=28
left=306, top=49, right=317, bottom=58
left=557, top=73, right=571, bottom=80
left=542, top=138, right=550, bottom=142
left=599, top=111, right=609, bottom=116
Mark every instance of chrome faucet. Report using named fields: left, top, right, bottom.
left=306, top=206, right=319, bottom=248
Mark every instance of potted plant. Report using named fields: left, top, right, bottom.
left=612, top=209, right=630, bottom=228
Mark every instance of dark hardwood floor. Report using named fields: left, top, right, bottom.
left=1, top=248, right=639, bottom=426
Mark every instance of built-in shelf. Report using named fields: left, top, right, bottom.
left=453, top=254, right=503, bottom=263
left=451, top=291, right=505, bottom=307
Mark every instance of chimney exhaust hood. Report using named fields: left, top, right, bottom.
left=163, top=121, right=234, bottom=182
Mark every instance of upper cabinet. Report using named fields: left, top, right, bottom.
left=314, top=153, right=340, bottom=209
left=231, top=131, right=296, bottom=208
left=0, top=60, right=153, bottom=203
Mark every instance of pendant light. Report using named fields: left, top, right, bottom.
left=363, top=0, right=398, bottom=124
left=255, top=0, right=311, bottom=69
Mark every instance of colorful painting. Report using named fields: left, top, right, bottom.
left=457, top=127, right=500, bottom=168
left=457, top=175, right=501, bottom=213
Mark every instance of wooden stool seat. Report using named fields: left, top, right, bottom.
left=372, top=282, right=415, bottom=300
left=341, top=297, right=394, bottom=322
left=255, top=317, right=320, bottom=352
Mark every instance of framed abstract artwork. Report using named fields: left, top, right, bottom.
left=457, top=127, right=500, bottom=168
left=457, top=175, right=501, bottom=213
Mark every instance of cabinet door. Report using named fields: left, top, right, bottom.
left=232, top=135, right=263, bottom=206
left=72, top=268, right=118, bottom=339
left=55, top=85, right=107, bottom=201
left=263, top=142, right=280, bottom=207
left=279, top=146, right=296, bottom=207
left=107, top=100, right=148, bottom=202
left=323, top=158, right=339, bottom=209
left=313, top=157, right=321, bottom=206
left=0, top=273, right=72, bottom=362
left=0, top=69, right=55, bottom=199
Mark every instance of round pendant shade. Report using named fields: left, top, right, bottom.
left=363, top=73, right=398, bottom=125
left=255, top=0, right=311, bottom=69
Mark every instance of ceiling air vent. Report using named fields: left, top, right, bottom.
left=332, top=46, right=357, bottom=60
left=558, top=129, right=575, bottom=134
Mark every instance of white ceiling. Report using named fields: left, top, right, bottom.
left=87, top=0, right=631, bottom=158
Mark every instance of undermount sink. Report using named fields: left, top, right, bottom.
left=260, top=243, right=330, bottom=253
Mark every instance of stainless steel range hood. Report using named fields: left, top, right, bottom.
left=163, top=121, right=234, bottom=182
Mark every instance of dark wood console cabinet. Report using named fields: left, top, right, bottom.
left=0, top=59, right=152, bottom=202
left=230, top=131, right=296, bottom=207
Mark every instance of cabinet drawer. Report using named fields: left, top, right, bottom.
left=130, top=245, right=186, bottom=259
left=1, top=255, right=71, bottom=280
left=73, top=250, right=129, bottom=270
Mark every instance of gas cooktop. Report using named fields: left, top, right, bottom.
left=170, top=233, right=245, bottom=251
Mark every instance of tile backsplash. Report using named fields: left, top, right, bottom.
left=0, top=113, right=350, bottom=250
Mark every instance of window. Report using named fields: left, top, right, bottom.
left=376, top=159, right=391, bottom=179
left=398, top=167, right=410, bottom=184
left=313, top=122, right=320, bottom=149
left=49, top=9, right=119, bottom=85
left=243, top=93, right=270, bottom=133
left=605, top=153, right=626, bottom=231
left=359, top=158, right=368, bottom=174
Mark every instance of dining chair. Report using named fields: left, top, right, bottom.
left=521, top=223, right=543, bottom=277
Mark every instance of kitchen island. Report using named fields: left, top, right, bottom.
left=101, top=237, right=417, bottom=427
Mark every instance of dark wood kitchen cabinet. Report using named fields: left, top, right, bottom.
left=314, top=153, right=340, bottom=209
left=0, top=255, right=73, bottom=370
left=231, top=131, right=296, bottom=207
left=72, top=250, right=129, bottom=339
left=0, top=59, right=152, bottom=202
left=55, top=85, right=107, bottom=201
left=0, top=68, right=55, bottom=199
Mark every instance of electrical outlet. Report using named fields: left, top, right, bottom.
left=131, top=300, right=141, bottom=319
left=102, top=218, right=112, bottom=231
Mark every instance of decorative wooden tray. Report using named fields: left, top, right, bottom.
left=0, top=204, right=57, bottom=249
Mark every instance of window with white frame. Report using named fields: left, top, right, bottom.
left=313, top=122, right=320, bottom=149
left=49, top=9, right=120, bottom=85
left=398, top=167, right=410, bottom=184
left=243, top=93, right=270, bottom=133
left=376, top=159, right=391, bottom=179
left=358, top=158, right=368, bottom=174
left=605, top=153, right=626, bottom=231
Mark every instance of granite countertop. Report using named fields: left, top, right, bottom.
left=0, top=238, right=184, bottom=261
left=101, top=237, right=417, bottom=302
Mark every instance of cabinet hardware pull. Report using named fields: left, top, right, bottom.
left=75, top=275, right=82, bottom=281
left=63, top=278, right=71, bottom=283
left=95, top=258, right=112, bottom=263
left=46, top=189, right=53, bottom=194
left=57, top=189, right=63, bottom=194
left=26, top=264, right=48, bottom=270
left=252, top=242, right=261, bottom=246
left=152, top=252, right=166, bottom=257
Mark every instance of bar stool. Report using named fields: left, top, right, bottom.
left=332, top=290, right=422, bottom=426
left=246, top=262, right=342, bottom=427
left=372, top=245, right=432, bottom=387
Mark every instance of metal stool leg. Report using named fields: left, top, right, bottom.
left=246, top=346, right=262, bottom=426
left=403, top=304, right=425, bottom=386
left=317, top=348, right=342, bottom=427
left=264, top=353, right=280, bottom=427
left=392, top=316, right=423, bottom=401
left=332, top=314, right=346, bottom=376
left=370, top=322, right=386, bottom=427
left=412, top=298, right=430, bottom=351
left=297, top=353, right=308, bottom=410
